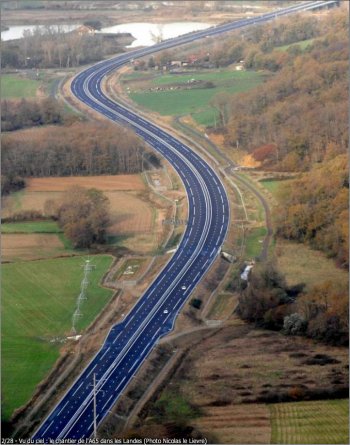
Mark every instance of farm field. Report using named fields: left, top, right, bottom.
left=2, top=174, right=166, bottom=256
left=193, top=404, right=271, bottom=444
left=270, top=399, right=349, bottom=444
left=193, top=399, right=349, bottom=444
left=1, top=233, right=70, bottom=262
left=144, top=320, right=348, bottom=443
left=1, top=255, right=114, bottom=421
left=125, top=69, right=265, bottom=127
left=0, top=74, right=40, bottom=99
left=24, top=174, right=146, bottom=192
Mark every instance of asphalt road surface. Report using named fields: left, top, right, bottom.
left=33, top=1, right=338, bottom=441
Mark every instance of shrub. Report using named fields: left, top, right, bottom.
left=283, top=313, right=307, bottom=335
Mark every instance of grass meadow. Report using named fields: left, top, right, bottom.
left=275, top=38, right=315, bottom=52
left=1, top=220, right=61, bottom=234
left=1, top=74, right=40, bottom=99
left=259, top=178, right=292, bottom=199
left=1, top=255, right=114, bottom=421
left=127, top=70, right=265, bottom=126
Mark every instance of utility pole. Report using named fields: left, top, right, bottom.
left=93, top=373, right=97, bottom=439
left=91, top=372, right=106, bottom=439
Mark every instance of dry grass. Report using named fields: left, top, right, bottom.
left=2, top=191, right=62, bottom=217
left=193, top=404, right=271, bottom=444
left=26, top=175, right=146, bottom=192
left=169, top=322, right=348, bottom=408
left=2, top=234, right=66, bottom=262
left=152, top=322, right=348, bottom=443
left=276, top=239, right=348, bottom=290
left=207, top=293, right=238, bottom=320
left=107, top=191, right=153, bottom=234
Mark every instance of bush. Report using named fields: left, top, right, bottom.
left=190, top=299, right=202, bottom=310
left=1, top=175, right=25, bottom=196
left=283, top=313, right=307, bottom=335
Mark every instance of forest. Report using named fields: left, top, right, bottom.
left=275, top=154, right=348, bottom=268
left=211, top=8, right=348, bottom=267
left=2, top=122, right=155, bottom=195
left=223, top=8, right=349, bottom=346
left=212, top=10, right=348, bottom=169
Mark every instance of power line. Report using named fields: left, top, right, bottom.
left=71, top=259, right=95, bottom=334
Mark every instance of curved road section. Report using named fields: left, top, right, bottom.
left=33, top=1, right=337, bottom=441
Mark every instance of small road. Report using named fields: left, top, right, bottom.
left=33, top=1, right=338, bottom=441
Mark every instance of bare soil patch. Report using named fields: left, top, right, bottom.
left=1, top=234, right=66, bottom=262
left=26, top=175, right=145, bottom=192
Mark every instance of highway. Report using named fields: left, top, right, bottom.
left=32, top=1, right=338, bottom=441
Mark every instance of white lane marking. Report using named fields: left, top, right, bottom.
left=152, top=327, right=161, bottom=340
left=163, top=312, right=172, bottom=323
left=100, top=348, right=110, bottom=361
left=101, top=394, right=114, bottom=412
left=193, top=272, right=201, bottom=283
left=124, top=316, right=133, bottom=328
left=72, top=380, right=85, bottom=397
left=129, top=358, right=140, bottom=374
left=112, top=332, right=122, bottom=344
left=40, top=420, right=54, bottom=436
left=56, top=401, right=69, bottom=417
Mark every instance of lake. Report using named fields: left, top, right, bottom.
left=1, top=22, right=212, bottom=46
left=97, top=22, right=212, bottom=47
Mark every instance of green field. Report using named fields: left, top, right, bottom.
left=2, top=220, right=61, bottom=234
left=1, top=74, right=40, bottom=99
left=275, top=38, right=315, bottom=52
left=1, top=255, right=114, bottom=421
left=270, top=399, right=349, bottom=444
left=127, top=70, right=265, bottom=126
left=259, top=178, right=292, bottom=198
left=245, top=226, right=267, bottom=259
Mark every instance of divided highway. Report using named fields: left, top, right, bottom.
left=33, top=1, right=338, bottom=441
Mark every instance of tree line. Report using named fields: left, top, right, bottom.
left=1, top=25, right=124, bottom=69
left=2, top=122, right=158, bottom=194
left=1, top=98, right=65, bottom=131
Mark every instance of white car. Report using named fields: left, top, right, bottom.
left=163, top=309, right=169, bottom=314
left=181, top=286, right=187, bottom=290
